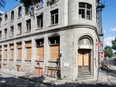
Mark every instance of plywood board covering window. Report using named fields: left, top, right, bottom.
left=10, top=45, right=14, bottom=59
left=37, top=46, right=44, bottom=60
left=35, top=67, right=43, bottom=75
left=0, top=50, right=1, bottom=59
left=4, top=46, right=7, bottom=59
left=50, top=45, right=59, bottom=61
left=17, top=43, right=22, bottom=60
left=25, top=41, right=32, bottom=60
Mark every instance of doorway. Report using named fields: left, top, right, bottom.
left=78, top=49, right=91, bottom=75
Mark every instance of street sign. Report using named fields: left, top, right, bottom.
left=100, top=52, right=104, bottom=58
left=96, top=43, right=103, bottom=46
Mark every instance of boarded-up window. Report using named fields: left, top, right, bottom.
left=0, top=46, right=2, bottom=59
left=50, top=45, right=59, bottom=60
left=4, top=45, right=7, bottom=59
left=10, top=44, right=14, bottom=60
left=35, top=67, right=43, bottom=75
left=36, top=39, right=44, bottom=60
left=17, top=43, right=22, bottom=60
left=49, top=36, right=60, bottom=61
left=25, top=41, right=32, bottom=60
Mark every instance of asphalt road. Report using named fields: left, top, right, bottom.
left=0, top=77, right=116, bottom=87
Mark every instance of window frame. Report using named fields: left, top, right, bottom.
left=79, top=2, right=92, bottom=20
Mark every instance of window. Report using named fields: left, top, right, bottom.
left=18, top=23, right=22, bottom=34
left=79, top=3, right=92, bottom=20
left=25, top=41, right=32, bottom=60
left=0, top=18, right=1, bottom=25
left=50, top=9, right=59, bottom=25
left=17, top=42, right=22, bottom=60
left=0, top=31, right=2, bottom=39
left=37, top=14, right=43, bottom=28
left=36, top=39, right=44, bottom=60
left=5, top=14, right=8, bottom=20
left=18, top=6, right=22, bottom=17
left=10, top=26, right=14, bottom=36
left=26, top=19, right=31, bottom=32
left=4, top=28, right=7, bottom=38
left=10, top=44, right=14, bottom=60
left=11, top=11, right=14, bottom=21
left=49, top=36, right=60, bottom=61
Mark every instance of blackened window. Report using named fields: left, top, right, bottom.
left=0, top=18, right=2, bottom=26
left=50, top=9, right=59, bottom=25
left=18, top=23, right=22, bottom=34
left=79, top=3, right=92, bottom=20
left=0, top=31, right=2, bottom=39
left=10, top=26, right=14, bottom=36
left=5, top=14, right=8, bottom=21
left=18, top=6, right=22, bottom=17
left=11, top=11, right=14, bottom=21
left=4, top=28, right=7, bottom=38
left=37, top=14, right=43, bottom=28
left=26, top=19, right=31, bottom=32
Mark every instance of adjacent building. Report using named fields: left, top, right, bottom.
left=0, top=0, right=104, bottom=81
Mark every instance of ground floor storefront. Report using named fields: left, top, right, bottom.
left=0, top=26, right=99, bottom=81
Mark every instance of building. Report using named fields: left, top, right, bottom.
left=0, top=0, right=104, bottom=81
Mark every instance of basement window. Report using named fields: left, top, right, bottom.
left=37, top=14, right=43, bottom=29
left=79, top=2, right=92, bottom=20
left=50, top=9, right=59, bottom=26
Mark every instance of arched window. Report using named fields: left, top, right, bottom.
left=78, top=36, right=92, bottom=49
left=0, top=18, right=2, bottom=26
left=11, top=11, right=14, bottom=21
left=5, top=14, right=8, bottom=20
left=18, top=6, right=22, bottom=17
left=79, top=2, right=92, bottom=20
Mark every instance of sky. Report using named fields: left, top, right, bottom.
left=0, top=0, right=116, bottom=47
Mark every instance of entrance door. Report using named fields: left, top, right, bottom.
left=78, top=49, right=91, bottom=75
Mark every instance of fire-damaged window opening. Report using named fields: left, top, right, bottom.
left=49, top=36, right=60, bottom=61
left=0, top=18, right=2, bottom=26
left=50, top=9, right=59, bottom=26
left=10, top=26, right=14, bottom=36
left=4, top=28, right=7, bottom=38
left=11, top=11, right=14, bottom=21
left=0, top=31, right=2, bottom=40
left=26, top=19, right=31, bottom=32
left=37, top=14, right=43, bottom=29
left=18, top=6, right=22, bottom=18
left=18, top=23, right=22, bottom=34
left=36, top=39, right=44, bottom=61
left=79, top=2, right=92, bottom=20
left=5, top=14, right=8, bottom=21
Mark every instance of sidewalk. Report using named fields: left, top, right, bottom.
left=0, top=66, right=116, bottom=85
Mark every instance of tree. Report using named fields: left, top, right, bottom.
left=112, top=37, right=116, bottom=51
left=0, top=0, right=43, bottom=12
left=104, top=46, right=113, bottom=58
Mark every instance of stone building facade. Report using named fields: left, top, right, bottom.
left=0, top=0, right=102, bottom=81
